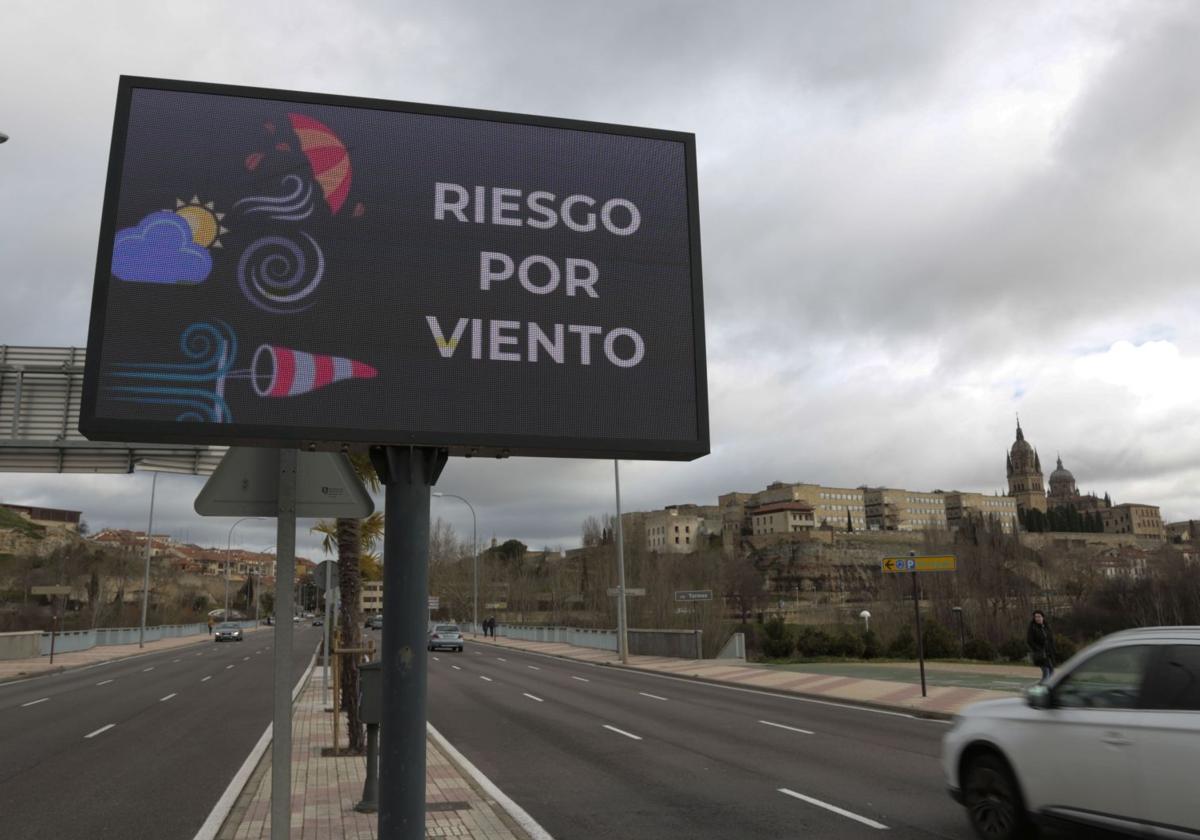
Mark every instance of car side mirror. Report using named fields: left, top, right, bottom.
left=1025, top=684, right=1052, bottom=709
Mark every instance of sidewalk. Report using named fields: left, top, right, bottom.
left=0, top=626, right=270, bottom=683
left=473, top=635, right=1019, bottom=718
left=220, top=666, right=533, bottom=840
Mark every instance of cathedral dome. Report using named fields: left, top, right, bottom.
left=1008, top=423, right=1037, bottom=472
left=1049, top=456, right=1074, bottom=485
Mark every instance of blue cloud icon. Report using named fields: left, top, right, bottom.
left=112, top=211, right=212, bottom=284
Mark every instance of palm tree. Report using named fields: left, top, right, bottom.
left=311, top=453, right=381, bottom=753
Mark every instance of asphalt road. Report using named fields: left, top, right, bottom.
left=0, top=625, right=321, bottom=840
left=427, top=640, right=975, bottom=840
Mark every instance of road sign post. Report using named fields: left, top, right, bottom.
left=881, top=553, right=957, bottom=698
left=32, top=586, right=71, bottom=665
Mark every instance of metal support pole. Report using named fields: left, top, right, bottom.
left=138, top=471, right=158, bottom=649
left=912, top=570, right=927, bottom=698
left=324, top=559, right=333, bottom=703
left=613, top=460, right=629, bottom=664
left=270, top=449, right=298, bottom=840
left=356, top=723, right=380, bottom=812
left=372, top=446, right=447, bottom=840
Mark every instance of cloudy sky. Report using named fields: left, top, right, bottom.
left=2, top=1, right=1198, bottom=559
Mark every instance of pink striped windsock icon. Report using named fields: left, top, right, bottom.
left=251, top=345, right=378, bottom=398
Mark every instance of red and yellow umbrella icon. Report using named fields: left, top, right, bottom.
left=288, top=113, right=352, bottom=215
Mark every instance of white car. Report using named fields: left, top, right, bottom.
left=942, top=626, right=1200, bottom=839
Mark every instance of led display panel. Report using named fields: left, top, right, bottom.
left=81, top=77, right=707, bottom=460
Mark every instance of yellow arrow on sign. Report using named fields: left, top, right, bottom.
left=880, top=555, right=957, bottom=574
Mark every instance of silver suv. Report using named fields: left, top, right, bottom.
left=943, top=626, right=1200, bottom=839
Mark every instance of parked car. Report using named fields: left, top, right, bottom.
left=427, top=624, right=464, bottom=652
left=365, top=615, right=383, bottom=630
left=943, top=626, right=1200, bottom=839
left=213, top=623, right=243, bottom=643
left=312, top=617, right=323, bottom=626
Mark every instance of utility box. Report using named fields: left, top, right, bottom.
left=359, top=661, right=383, bottom=725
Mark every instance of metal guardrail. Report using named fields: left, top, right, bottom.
left=37, top=620, right=257, bottom=655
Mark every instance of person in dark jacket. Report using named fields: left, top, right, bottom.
left=1027, top=610, right=1057, bottom=682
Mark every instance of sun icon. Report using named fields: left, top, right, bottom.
left=173, top=196, right=229, bottom=249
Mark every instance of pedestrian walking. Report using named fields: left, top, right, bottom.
left=207, top=616, right=214, bottom=635
left=1026, top=609, right=1057, bottom=682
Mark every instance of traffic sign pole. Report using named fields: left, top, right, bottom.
left=912, top=566, right=927, bottom=698
left=613, top=460, right=629, bottom=665
left=270, top=448, right=297, bottom=840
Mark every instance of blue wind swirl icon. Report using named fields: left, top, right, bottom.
left=108, top=321, right=238, bottom=423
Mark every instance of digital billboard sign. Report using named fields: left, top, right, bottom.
left=80, top=77, right=707, bottom=460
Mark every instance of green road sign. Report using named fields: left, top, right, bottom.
left=881, top=555, right=956, bottom=574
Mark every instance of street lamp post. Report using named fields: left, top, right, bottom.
left=952, top=606, right=966, bottom=658
left=226, top=517, right=262, bottom=620
left=432, top=493, right=477, bottom=636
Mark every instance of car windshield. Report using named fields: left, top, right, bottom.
left=217, top=623, right=239, bottom=630
left=435, top=625, right=459, bottom=633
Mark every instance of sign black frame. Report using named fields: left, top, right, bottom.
left=80, top=76, right=708, bottom=461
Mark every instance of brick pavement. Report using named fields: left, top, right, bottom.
left=222, top=668, right=530, bottom=840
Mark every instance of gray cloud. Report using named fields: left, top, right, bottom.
left=2, top=1, right=1197, bottom=554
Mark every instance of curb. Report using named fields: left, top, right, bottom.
left=428, top=722, right=556, bottom=840
left=194, top=643, right=320, bottom=840
left=476, top=638, right=957, bottom=722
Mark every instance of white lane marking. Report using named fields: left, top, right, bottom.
left=192, top=648, right=318, bottom=840
left=571, top=676, right=590, bottom=682
left=432, top=656, right=441, bottom=662
left=243, top=656, right=250, bottom=661
left=201, top=676, right=212, bottom=682
left=497, top=657, right=507, bottom=662
left=639, top=692, right=668, bottom=701
left=85, top=723, right=115, bottom=739
left=143, top=667, right=155, bottom=672
left=527, top=665, right=540, bottom=671
left=96, top=679, right=114, bottom=686
left=480, top=676, right=493, bottom=682
left=473, top=651, right=482, bottom=655
left=451, top=665, right=462, bottom=671
left=225, top=665, right=235, bottom=670
left=173, top=658, right=181, bottom=663
left=602, top=724, right=642, bottom=740
left=160, top=693, right=177, bottom=702
left=21, top=697, right=49, bottom=707
left=760, top=720, right=814, bottom=735
left=195, top=652, right=204, bottom=656
left=778, top=788, right=887, bottom=830
left=523, top=693, right=544, bottom=703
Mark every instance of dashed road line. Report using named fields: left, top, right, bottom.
left=571, top=676, right=590, bottom=682
left=201, top=676, right=212, bottom=682
left=451, top=665, right=462, bottom=671
left=638, top=692, right=668, bottom=701
left=85, top=723, right=115, bottom=739
left=760, top=720, right=814, bottom=735
left=527, top=665, right=540, bottom=671
left=143, top=667, right=154, bottom=672
left=523, top=693, right=544, bottom=703
left=480, top=675, right=493, bottom=682
left=243, top=656, right=250, bottom=661
left=21, top=697, right=49, bottom=707
left=496, top=657, right=507, bottom=662
left=432, top=656, right=441, bottom=662
left=778, top=788, right=887, bottom=829
left=96, top=680, right=114, bottom=686
left=160, top=693, right=177, bottom=702
left=602, top=724, right=642, bottom=740
left=225, top=664, right=235, bottom=670
left=172, top=658, right=181, bottom=663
